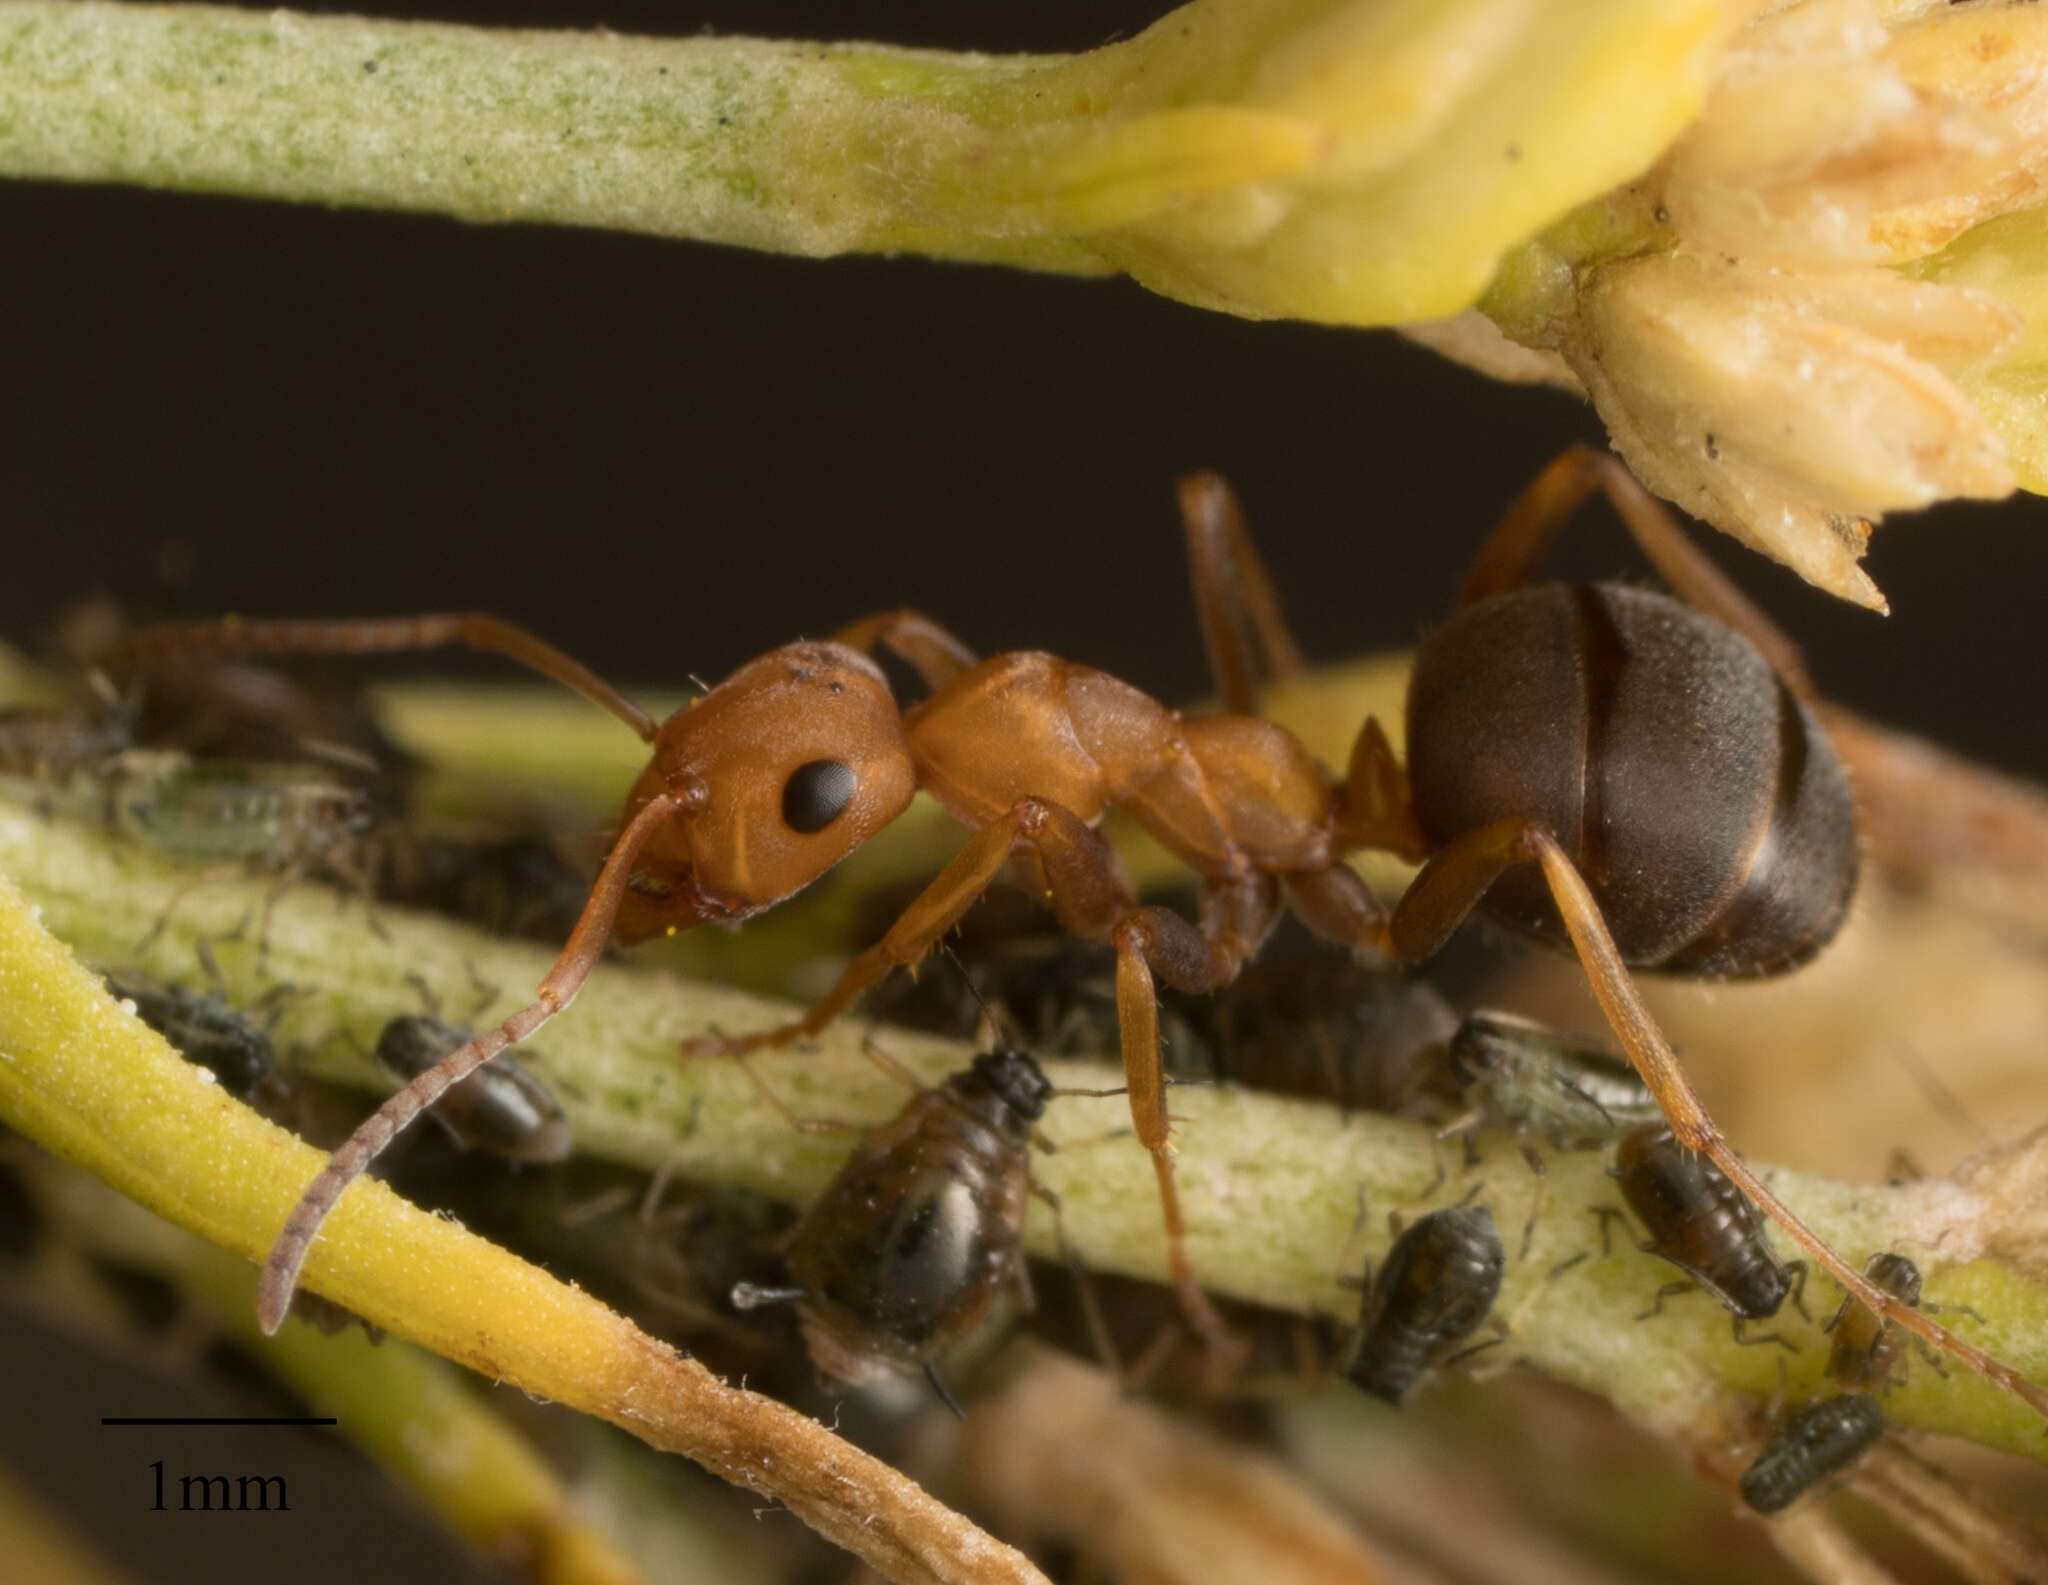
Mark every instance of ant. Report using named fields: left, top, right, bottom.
left=115, top=448, right=2047, bottom=1421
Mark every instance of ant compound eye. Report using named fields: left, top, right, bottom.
left=782, top=759, right=857, bottom=834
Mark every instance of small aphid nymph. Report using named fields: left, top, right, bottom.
left=1827, top=1252, right=1923, bottom=1394
left=1346, top=1205, right=1506, bottom=1405
left=1447, top=1010, right=1660, bottom=1147
left=1614, top=1124, right=1800, bottom=1330
left=1739, top=1395, right=1886, bottom=1514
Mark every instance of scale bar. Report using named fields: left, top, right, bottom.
left=100, top=1425, right=337, bottom=1433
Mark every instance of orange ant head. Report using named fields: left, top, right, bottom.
left=611, top=642, right=917, bottom=943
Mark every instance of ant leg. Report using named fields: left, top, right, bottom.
left=118, top=614, right=658, bottom=742
left=1384, top=814, right=2048, bottom=1422
left=685, top=797, right=1123, bottom=1058
left=1109, top=905, right=1257, bottom=1361
left=1174, top=472, right=1308, bottom=716
left=252, top=786, right=688, bottom=1334
left=829, top=610, right=980, bottom=692
left=1456, top=446, right=1818, bottom=701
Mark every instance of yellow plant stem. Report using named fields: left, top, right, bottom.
left=25, top=1156, right=664, bottom=1585
left=0, top=857, right=1048, bottom=1585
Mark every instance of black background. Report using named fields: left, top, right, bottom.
left=3, top=0, right=2044, bottom=779
left=3, top=1, right=2044, bottom=1580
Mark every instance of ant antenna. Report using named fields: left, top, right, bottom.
left=924, top=1360, right=967, bottom=1421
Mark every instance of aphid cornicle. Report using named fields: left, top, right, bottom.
left=1827, top=1252, right=1922, bottom=1395
left=1346, top=1205, right=1506, bottom=1406
left=1738, top=1395, right=1887, bottom=1514
left=766, top=1045, right=1052, bottom=1389
left=118, top=450, right=2046, bottom=1419
left=373, top=1016, right=572, bottom=1165
left=1613, top=1123, right=1800, bottom=1331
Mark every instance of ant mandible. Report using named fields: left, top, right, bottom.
left=118, top=447, right=2045, bottom=1420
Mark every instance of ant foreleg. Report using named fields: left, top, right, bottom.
left=1175, top=472, right=1308, bottom=717
left=119, top=614, right=659, bottom=742
left=252, top=787, right=687, bottom=1333
left=684, top=797, right=1104, bottom=1059
left=1384, top=814, right=2048, bottom=1423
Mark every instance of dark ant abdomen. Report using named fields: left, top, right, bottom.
left=1347, top=1205, right=1505, bottom=1405
left=1615, top=1124, right=1792, bottom=1319
left=1405, top=583, right=1858, bottom=977
left=1739, top=1395, right=1886, bottom=1514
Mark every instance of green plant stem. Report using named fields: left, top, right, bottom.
left=0, top=0, right=1088, bottom=266
left=0, top=0, right=1735, bottom=326
left=3, top=790, right=2047, bottom=1464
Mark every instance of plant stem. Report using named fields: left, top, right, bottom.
left=2, top=783, right=2046, bottom=1462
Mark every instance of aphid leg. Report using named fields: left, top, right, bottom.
left=1637, top=1279, right=1697, bottom=1323
left=1419, top=1129, right=1454, bottom=1198
left=1514, top=1144, right=1546, bottom=1262
left=829, top=610, right=980, bottom=692
left=133, top=865, right=221, bottom=956
left=1382, top=814, right=2048, bottom=1422
left=733, top=1056, right=866, bottom=1136
left=1588, top=1204, right=1628, bottom=1259
left=1174, top=471, right=1308, bottom=717
left=117, top=615, right=660, bottom=742
left=854, top=1032, right=927, bottom=1096
left=1784, top=1261, right=1811, bottom=1323
left=252, top=787, right=686, bottom=1334
left=1037, top=1182, right=1123, bottom=1375
left=1730, top=1318, right=1800, bottom=1354
left=1454, top=444, right=1820, bottom=699
left=1441, top=1319, right=1511, bottom=1372
left=924, top=1361, right=968, bottom=1421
